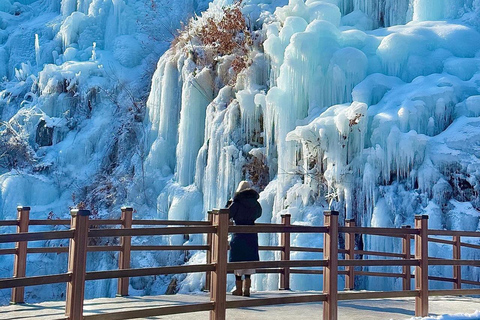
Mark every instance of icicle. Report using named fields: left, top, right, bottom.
left=34, top=34, right=41, bottom=67
left=61, top=0, right=77, bottom=16
left=413, top=0, right=445, bottom=21
left=175, top=67, right=213, bottom=186
left=90, top=42, right=96, bottom=61
left=58, top=12, right=87, bottom=51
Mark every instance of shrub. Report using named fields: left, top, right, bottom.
left=243, top=155, right=269, bottom=192
left=197, top=4, right=251, bottom=57
left=174, top=1, right=252, bottom=84
left=0, top=121, right=36, bottom=169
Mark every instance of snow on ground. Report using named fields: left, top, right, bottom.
left=407, top=311, right=480, bottom=320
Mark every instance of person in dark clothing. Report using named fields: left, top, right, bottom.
left=228, top=180, right=262, bottom=297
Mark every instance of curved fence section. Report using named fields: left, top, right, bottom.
left=0, top=206, right=479, bottom=320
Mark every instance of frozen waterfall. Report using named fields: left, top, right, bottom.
left=144, top=0, right=480, bottom=292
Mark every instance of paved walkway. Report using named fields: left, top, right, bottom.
left=1, top=291, right=479, bottom=320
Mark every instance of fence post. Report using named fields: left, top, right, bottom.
left=65, top=209, right=91, bottom=320
left=280, top=214, right=291, bottom=290
left=210, top=209, right=229, bottom=320
left=11, top=206, right=30, bottom=304
left=453, top=235, right=461, bottom=289
left=402, top=225, right=411, bottom=291
left=323, top=210, right=339, bottom=320
left=205, top=211, right=213, bottom=292
left=414, top=215, right=428, bottom=317
left=344, top=219, right=355, bottom=291
left=117, top=207, right=133, bottom=296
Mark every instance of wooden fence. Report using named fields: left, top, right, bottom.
left=0, top=206, right=479, bottom=320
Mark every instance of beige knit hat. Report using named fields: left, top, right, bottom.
left=235, top=180, right=251, bottom=193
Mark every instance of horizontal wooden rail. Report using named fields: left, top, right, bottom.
left=0, top=244, right=210, bottom=256
left=88, top=226, right=216, bottom=238
left=428, top=259, right=479, bottom=266
left=83, top=302, right=215, bottom=320
left=425, top=275, right=478, bottom=284
left=338, top=226, right=419, bottom=237
left=339, top=259, right=419, bottom=267
left=460, top=242, right=480, bottom=250
left=290, top=269, right=324, bottom=275
left=247, top=268, right=283, bottom=274
left=338, top=290, right=420, bottom=300
left=29, top=219, right=70, bottom=225
left=26, top=246, right=123, bottom=254
left=355, top=250, right=405, bottom=258
left=226, top=294, right=327, bottom=309
left=290, top=246, right=323, bottom=253
left=0, top=220, right=18, bottom=226
left=227, top=260, right=328, bottom=271
left=0, top=230, right=74, bottom=243
left=11, top=219, right=212, bottom=227
left=30, top=219, right=124, bottom=227
left=27, top=246, right=123, bottom=254
left=428, top=230, right=480, bottom=237
left=88, top=246, right=122, bottom=252
left=428, top=237, right=455, bottom=245
left=429, top=288, right=480, bottom=296
left=258, top=245, right=283, bottom=251
left=131, top=245, right=209, bottom=251
left=229, top=225, right=328, bottom=234
left=428, top=276, right=456, bottom=283
left=353, top=272, right=470, bottom=284
left=356, top=271, right=405, bottom=278
left=461, top=279, right=480, bottom=286
left=27, top=247, right=70, bottom=254
left=0, top=273, right=71, bottom=289
left=132, top=220, right=211, bottom=226
left=86, top=264, right=216, bottom=280
left=0, top=248, right=16, bottom=255
left=288, top=269, right=348, bottom=275
left=90, top=220, right=123, bottom=225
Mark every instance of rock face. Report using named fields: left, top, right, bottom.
left=35, top=119, right=53, bottom=147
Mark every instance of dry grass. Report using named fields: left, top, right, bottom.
left=174, top=1, right=252, bottom=84
left=243, top=155, right=269, bottom=192
left=0, top=121, right=36, bottom=169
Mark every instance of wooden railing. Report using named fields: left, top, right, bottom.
left=0, top=207, right=479, bottom=320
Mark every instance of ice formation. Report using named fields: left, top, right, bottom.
left=1, top=0, right=480, bottom=303
left=143, top=0, right=480, bottom=293
left=0, top=0, right=210, bottom=303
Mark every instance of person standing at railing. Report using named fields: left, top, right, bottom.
left=227, top=180, right=262, bottom=297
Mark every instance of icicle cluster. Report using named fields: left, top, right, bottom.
left=144, top=0, right=480, bottom=292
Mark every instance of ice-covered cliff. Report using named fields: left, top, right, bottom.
left=0, top=0, right=209, bottom=303
left=144, top=0, right=480, bottom=292
left=1, top=0, right=479, bottom=304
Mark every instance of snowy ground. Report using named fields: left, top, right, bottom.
left=0, top=292, right=478, bottom=320
left=412, top=312, right=480, bottom=320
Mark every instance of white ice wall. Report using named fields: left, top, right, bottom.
left=0, top=0, right=210, bottom=304
left=142, top=0, right=480, bottom=292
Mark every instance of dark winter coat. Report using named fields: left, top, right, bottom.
left=228, top=188, right=262, bottom=262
